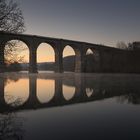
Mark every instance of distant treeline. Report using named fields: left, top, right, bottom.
left=28, top=54, right=95, bottom=72
left=13, top=54, right=95, bottom=72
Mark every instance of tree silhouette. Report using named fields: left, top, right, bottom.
left=116, top=41, right=128, bottom=50
left=0, top=0, right=25, bottom=33
left=0, top=0, right=25, bottom=65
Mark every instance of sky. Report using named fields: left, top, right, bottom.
left=17, top=0, right=140, bottom=62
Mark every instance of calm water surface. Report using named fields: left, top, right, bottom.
left=0, top=72, right=140, bottom=140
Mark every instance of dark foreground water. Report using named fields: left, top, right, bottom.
left=0, top=72, right=140, bottom=140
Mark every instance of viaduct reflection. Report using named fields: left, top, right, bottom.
left=0, top=74, right=140, bottom=113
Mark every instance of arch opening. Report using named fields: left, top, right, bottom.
left=63, top=45, right=76, bottom=72
left=85, top=48, right=100, bottom=72
left=4, top=40, right=29, bottom=72
left=86, top=48, right=94, bottom=55
left=37, top=43, right=55, bottom=73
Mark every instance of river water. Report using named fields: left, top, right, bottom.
left=0, top=72, right=140, bottom=140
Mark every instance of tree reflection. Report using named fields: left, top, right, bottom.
left=0, top=100, right=24, bottom=140
left=117, top=93, right=140, bottom=105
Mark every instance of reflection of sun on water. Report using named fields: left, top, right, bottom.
left=63, top=85, right=75, bottom=101
left=37, top=79, right=55, bottom=103
left=4, top=79, right=29, bottom=105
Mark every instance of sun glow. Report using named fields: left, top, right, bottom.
left=37, top=43, right=55, bottom=63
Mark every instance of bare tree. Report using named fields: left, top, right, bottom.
left=116, top=41, right=128, bottom=50
left=0, top=0, right=26, bottom=65
left=5, top=41, right=27, bottom=65
left=0, top=0, right=25, bottom=33
left=116, top=41, right=140, bottom=50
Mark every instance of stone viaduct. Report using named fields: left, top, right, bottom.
left=0, top=31, right=124, bottom=73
